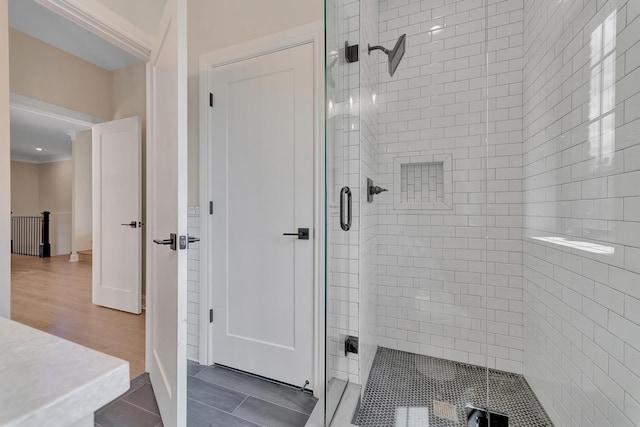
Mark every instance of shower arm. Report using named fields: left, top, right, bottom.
left=367, top=44, right=390, bottom=55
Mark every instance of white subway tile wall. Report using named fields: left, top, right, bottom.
left=522, top=0, right=640, bottom=425
left=187, top=207, right=200, bottom=361
left=375, top=0, right=525, bottom=374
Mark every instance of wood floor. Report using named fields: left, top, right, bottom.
left=11, top=254, right=145, bottom=380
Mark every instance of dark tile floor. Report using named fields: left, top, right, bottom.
left=189, top=361, right=317, bottom=427
left=95, top=373, right=162, bottom=427
left=95, top=361, right=317, bottom=427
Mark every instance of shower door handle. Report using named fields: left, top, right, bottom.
left=340, top=186, right=352, bottom=231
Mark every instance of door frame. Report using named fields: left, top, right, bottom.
left=9, top=93, right=103, bottom=129
left=39, top=0, right=189, bottom=414
left=12, top=0, right=166, bottom=377
left=9, top=93, right=103, bottom=263
left=198, top=21, right=325, bottom=397
left=1, top=0, right=151, bottom=320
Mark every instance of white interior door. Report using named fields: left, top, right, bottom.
left=92, top=116, right=141, bottom=314
left=211, top=42, right=315, bottom=388
left=146, top=0, right=188, bottom=425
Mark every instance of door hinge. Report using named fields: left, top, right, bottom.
left=209, top=201, right=213, bottom=215
left=209, top=309, right=213, bottom=323
left=345, top=42, right=359, bottom=63
left=209, top=92, right=213, bottom=107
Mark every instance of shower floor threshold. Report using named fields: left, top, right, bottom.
left=354, top=347, right=553, bottom=427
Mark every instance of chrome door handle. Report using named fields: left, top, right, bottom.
left=187, top=235, right=200, bottom=248
left=121, top=221, right=137, bottom=228
left=283, top=228, right=309, bottom=240
left=153, top=233, right=177, bottom=250
left=340, top=186, right=352, bottom=231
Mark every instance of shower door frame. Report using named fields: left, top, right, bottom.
left=197, top=20, right=327, bottom=397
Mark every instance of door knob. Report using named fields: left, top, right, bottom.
left=283, top=228, right=310, bottom=240
left=187, top=235, right=200, bottom=248
left=121, top=221, right=137, bottom=228
left=153, top=233, right=177, bottom=250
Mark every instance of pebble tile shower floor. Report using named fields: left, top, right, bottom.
left=354, top=348, right=553, bottom=427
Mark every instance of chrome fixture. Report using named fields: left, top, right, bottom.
left=367, top=177, right=387, bottom=202
left=340, top=186, right=352, bottom=230
left=368, top=34, right=407, bottom=77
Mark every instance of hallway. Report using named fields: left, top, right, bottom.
left=11, top=254, right=145, bottom=379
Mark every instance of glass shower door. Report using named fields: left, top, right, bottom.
left=324, top=0, right=494, bottom=425
left=324, top=0, right=360, bottom=423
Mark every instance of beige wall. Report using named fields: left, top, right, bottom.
left=39, top=160, right=72, bottom=214
left=38, top=160, right=72, bottom=256
left=111, top=62, right=146, bottom=288
left=9, top=28, right=147, bottom=122
left=9, top=29, right=113, bottom=120
left=1, top=0, right=10, bottom=318
left=71, top=131, right=92, bottom=255
left=94, top=0, right=165, bottom=38
left=10, top=160, right=73, bottom=256
left=112, top=62, right=146, bottom=121
left=186, top=0, right=323, bottom=205
left=10, top=161, right=39, bottom=215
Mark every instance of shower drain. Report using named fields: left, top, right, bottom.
left=433, top=400, right=458, bottom=422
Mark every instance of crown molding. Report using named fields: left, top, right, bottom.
left=10, top=153, right=73, bottom=164
left=34, top=0, right=152, bottom=61
left=10, top=93, right=104, bottom=127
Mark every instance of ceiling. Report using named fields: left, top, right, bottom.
left=10, top=107, right=91, bottom=164
left=8, top=0, right=140, bottom=163
left=8, top=0, right=141, bottom=71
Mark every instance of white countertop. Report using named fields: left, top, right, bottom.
left=0, top=317, right=130, bottom=427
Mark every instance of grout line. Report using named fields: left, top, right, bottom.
left=232, top=385, right=312, bottom=416
left=120, top=383, right=147, bottom=400
left=230, top=395, right=250, bottom=415
left=119, top=399, right=162, bottom=418
left=217, top=364, right=313, bottom=393
left=189, top=368, right=206, bottom=377
left=96, top=380, right=149, bottom=415
left=118, top=376, right=151, bottom=401
left=194, top=365, right=318, bottom=415
left=192, top=369, right=316, bottom=416
left=188, top=398, right=267, bottom=427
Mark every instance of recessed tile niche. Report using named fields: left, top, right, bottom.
left=393, top=154, right=452, bottom=210
left=401, top=162, right=444, bottom=203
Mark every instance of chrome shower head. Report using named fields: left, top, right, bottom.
left=368, top=34, right=407, bottom=77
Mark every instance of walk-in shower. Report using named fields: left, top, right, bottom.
left=324, top=0, right=640, bottom=426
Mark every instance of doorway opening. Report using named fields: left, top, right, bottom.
left=8, top=0, right=147, bottom=381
